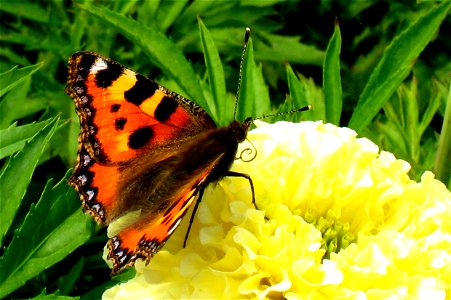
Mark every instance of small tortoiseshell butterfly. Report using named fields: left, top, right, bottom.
left=66, top=43, right=255, bottom=273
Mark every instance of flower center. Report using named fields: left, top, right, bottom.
left=304, top=208, right=356, bottom=259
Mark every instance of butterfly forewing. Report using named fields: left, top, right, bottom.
left=66, top=51, right=216, bottom=163
left=67, top=51, right=216, bottom=222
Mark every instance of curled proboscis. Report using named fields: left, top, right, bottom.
left=236, top=140, right=257, bottom=162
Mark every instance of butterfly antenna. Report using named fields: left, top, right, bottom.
left=233, top=27, right=252, bottom=121
left=254, top=105, right=312, bottom=120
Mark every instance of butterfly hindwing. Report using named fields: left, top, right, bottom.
left=69, top=143, right=121, bottom=223
left=107, top=153, right=224, bottom=273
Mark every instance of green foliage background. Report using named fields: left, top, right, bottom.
left=0, top=1, right=449, bottom=299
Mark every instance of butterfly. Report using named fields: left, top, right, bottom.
left=65, top=49, right=256, bottom=274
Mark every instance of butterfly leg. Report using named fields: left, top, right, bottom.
left=183, top=185, right=206, bottom=248
left=183, top=172, right=257, bottom=248
left=224, top=171, right=258, bottom=210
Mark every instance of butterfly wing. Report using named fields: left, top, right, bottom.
left=66, top=51, right=216, bottom=223
left=106, top=121, right=251, bottom=273
left=107, top=153, right=224, bottom=274
left=66, top=51, right=249, bottom=275
left=66, top=51, right=215, bottom=162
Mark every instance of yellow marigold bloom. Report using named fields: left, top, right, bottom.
left=103, top=121, right=451, bottom=299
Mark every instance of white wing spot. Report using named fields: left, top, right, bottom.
left=78, top=175, right=87, bottom=185
left=90, top=58, right=108, bottom=74
left=82, top=154, right=91, bottom=166
left=168, top=218, right=182, bottom=236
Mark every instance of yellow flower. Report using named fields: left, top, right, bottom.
left=103, top=121, right=451, bottom=299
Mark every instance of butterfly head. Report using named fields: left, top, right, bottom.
left=229, top=117, right=253, bottom=143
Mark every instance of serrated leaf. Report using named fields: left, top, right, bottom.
left=0, top=117, right=59, bottom=244
left=198, top=18, right=229, bottom=125
left=78, top=4, right=209, bottom=115
left=0, top=171, right=93, bottom=299
left=349, top=1, right=450, bottom=132
left=236, top=36, right=270, bottom=121
left=0, top=63, right=43, bottom=98
left=0, top=119, right=52, bottom=159
left=323, top=22, right=342, bottom=125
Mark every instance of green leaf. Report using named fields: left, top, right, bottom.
left=56, top=257, right=85, bottom=295
left=156, top=0, right=189, bottom=33
left=236, top=35, right=271, bottom=121
left=349, top=1, right=450, bottom=132
left=419, top=79, right=442, bottom=136
left=1, top=76, right=34, bottom=129
left=0, top=63, right=43, bottom=98
left=0, top=171, right=93, bottom=299
left=270, top=65, right=310, bottom=123
left=240, top=0, right=287, bottom=7
left=254, top=32, right=325, bottom=66
left=0, top=2, right=49, bottom=23
left=365, top=76, right=446, bottom=181
left=29, top=289, right=80, bottom=300
left=323, top=22, right=342, bottom=125
left=0, top=120, right=52, bottom=159
left=287, top=65, right=308, bottom=108
left=0, top=47, right=31, bottom=67
left=198, top=18, right=229, bottom=125
left=0, top=117, right=59, bottom=244
left=78, top=4, right=209, bottom=115
left=278, top=65, right=324, bottom=122
left=434, top=85, right=451, bottom=187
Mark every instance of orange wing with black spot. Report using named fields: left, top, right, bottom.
left=66, top=51, right=215, bottom=224
left=67, top=51, right=214, bottom=164
left=66, top=51, right=252, bottom=275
